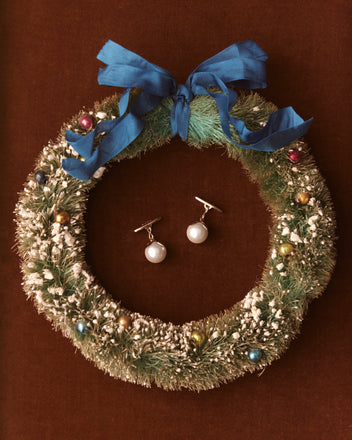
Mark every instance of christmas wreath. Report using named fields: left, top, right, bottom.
left=15, top=40, right=336, bottom=391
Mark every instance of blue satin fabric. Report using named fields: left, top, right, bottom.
left=62, top=40, right=312, bottom=181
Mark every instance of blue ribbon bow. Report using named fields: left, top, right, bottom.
left=62, top=40, right=312, bottom=181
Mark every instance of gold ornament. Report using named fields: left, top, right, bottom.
left=191, top=330, right=206, bottom=347
left=295, top=191, right=310, bottom=205
left=278, top=242, right=294, bottom=257
left=55, top=210, right=70, bottom=224
left=118, top=315, right=132, bottom=330
left=79, top=157, right=86, bottom=162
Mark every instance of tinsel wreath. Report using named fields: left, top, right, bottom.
left=15, top=90, right=336, bottom=391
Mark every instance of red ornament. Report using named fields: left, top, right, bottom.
left=79, top=115, right=94, bottom=130
left=288, top=149, right=301, bottom=164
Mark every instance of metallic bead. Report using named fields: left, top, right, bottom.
left=55, top=210, right=70, bottom=224
left=118, top=315, right=132, bottom=330
left=76, top=320, right=88, bottom=334
left=295, top=191, right=310, bottom=205
left=34, top=170, right=48, bottom=185
left=278, top=242, right=294, bottom=257
left=288, top=149, right=301, bottom=164
left=191, top=330, right=206, bottom=347
left=79, top=115, right=94, bottom=130
left=248, top=348, right=262, bottom=363
left=79, top=157, right=86, bottom=162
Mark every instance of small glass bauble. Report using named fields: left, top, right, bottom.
left=191, top=330, right=206, bottom=347
left=278, top=242, right=294, bottom=257
left=79, top=115, right=94, bottom=130
left=76, top=320, right=88, bottom=334
left=34, top=170, right=48, bottom=185
left=248, top=348, right=262, bottom=363
left=118, top=315, right=132, bottom=330
left=55, top=210, right=70, bottom=225
left=288, top=149, right=301, bottom=164
left=295, top=191, right=310, bottom=205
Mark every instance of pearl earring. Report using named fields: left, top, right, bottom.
left=186, top=196, right=222, bottom=244
left=134, top=217, right=167, bottom=263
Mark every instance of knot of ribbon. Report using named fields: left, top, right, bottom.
left=171, top=84, right=194, bottom=140
left=62, top=39, right=312, bottom=181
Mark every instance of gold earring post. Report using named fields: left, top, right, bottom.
left=195, top=196, right=222, bottom=222
left=134, top=217, right=162, bottom=243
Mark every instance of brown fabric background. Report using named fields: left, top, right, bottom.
left=1, top=1, right=351, bottom=439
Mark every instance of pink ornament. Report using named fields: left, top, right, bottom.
left=79, top=115, right=94, bottom=130
left=288, top=149, right=301, bottom=164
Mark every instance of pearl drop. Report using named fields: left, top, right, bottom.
left=186, top=222, right=208, bottom=244
left=145, top=241, right=167, bottom=263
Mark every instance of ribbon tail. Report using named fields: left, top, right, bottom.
left=130, top=90, right=163, bottom=117
left=170, top=100, right=190, bottom=140
left=204, top=90, right=312, bottom=151
left=64, top=119, right=118, bottom=157
left=119, top=88, right=131, bottom=116
left=62, top=113, right=145, bottom=181
left=228, top=107, right=313, bottom=151
left=64, top=130, right=97, bottom=159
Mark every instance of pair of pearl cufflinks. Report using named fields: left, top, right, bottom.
left=134, top=197, right=222, bottom=263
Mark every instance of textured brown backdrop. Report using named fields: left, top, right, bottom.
left=1, top=1, right=351, bottom=439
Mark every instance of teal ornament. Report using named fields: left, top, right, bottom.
left=34, top=170, right=48, bottom=185
left=76, top=320, right=88, bottom=334
left=248, top=348, right=262, bottom=363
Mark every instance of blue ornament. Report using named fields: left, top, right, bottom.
left=248, top=348, right=262, bottom=363
left=34, top=170, right=48, bottom=185
left=76, top=320, right=88, bottom=334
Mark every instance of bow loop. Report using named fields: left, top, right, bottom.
left=187, top=40, right=267, bottom=91
left=62, top=40, right=312, bottom=181
left=97, top=40, right=176, bottom=96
